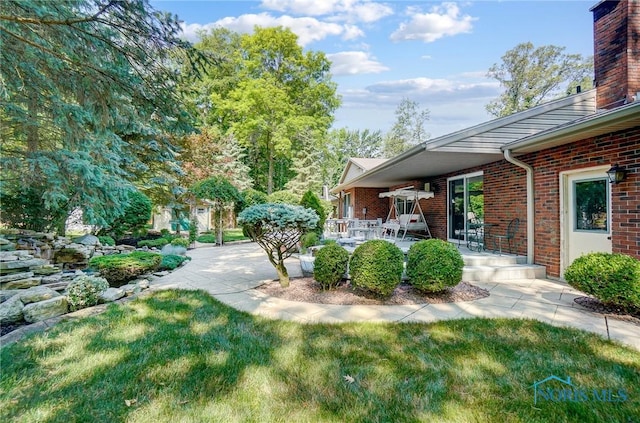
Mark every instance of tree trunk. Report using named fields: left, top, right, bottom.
left=267, top=135, right=274, bottom=194
left=216, top=205, right=224, bottom=246
left=276, top=261, right=289, bottom=287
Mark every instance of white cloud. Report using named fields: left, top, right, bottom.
left=333, top=74, right=499, bottom=136
left=390, top=3, right=476, bottom=43
left=260, top=0, right=393, bottom=23
left=327, top=51, right=389, bottom=75
left=181, top=13, right=365, bottom=46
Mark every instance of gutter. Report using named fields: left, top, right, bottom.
left=503, top=150, right=534, bottom=264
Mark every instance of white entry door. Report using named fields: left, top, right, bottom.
left=563, top=168, right=612, bottom=274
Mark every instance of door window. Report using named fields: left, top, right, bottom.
left=574, top=178, right=608, bottom=232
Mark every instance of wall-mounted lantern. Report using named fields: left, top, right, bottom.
left=606, top=164, right=627, bottom=184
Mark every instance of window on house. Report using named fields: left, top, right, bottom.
left=342, top=193, right=352, bottom=218
left=574, top=178, right=608, bottom=231
left=448, top=172, right=484, bottom=241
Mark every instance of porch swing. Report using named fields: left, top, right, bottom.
left=379, top=188, right=433, bottom=240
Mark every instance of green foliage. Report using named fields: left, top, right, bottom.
left=564, top=253, right=640, bottom=310
left=191, top=176, right=242, bottom=204
left=137, top=238, right=170, bottom=248
left=66, top=275, right=109, bottom=311
left=170, top=237, right=190, bottom=248
left=322, top=128, right=384, bottom=188
left=267, top=190, right=300, bottom=205
left=300, top=232, right=320, bottom=253
left=300, top=190, right=326, bottom=236
left=383, top=98, right=430, bottom=158
left=239, top=188, right=268, bottom=211
left=189, top=219, right=198, bottom=244
left=105, top=190, right=153, bottom=239
left=238, top=203, right=318, bottom=287
left=0, top=185, right=67, bottom=232
left=195, top=26, right=340, bottom=194
left=196, top=234, right=217, bottom=244
left=0, top=0, right=201, bottom=228
left=98, top=236, right=115, bottom=247
left=191, top=176, right=242, bottom=246
left=159, top=254, right=191, bottom=271
left=89, top=251, right=161, bottom=287
left=349, top=240, right=404, bottom=297
left=313, top=244, right=349, bottom=290
left=406, top=239, right=464, bottom=293
left=486, top=42, right=593, bottom=117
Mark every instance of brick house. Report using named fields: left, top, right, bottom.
left=332, top=0, right=639, bottom=278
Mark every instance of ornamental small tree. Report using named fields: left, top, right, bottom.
left=191, top=176, right=242, bottom=246
left=238, top=203, right=318, bottom=287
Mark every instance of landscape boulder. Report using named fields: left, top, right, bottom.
left=0, top=295, right=25, bottom=324
left=19, top=286, right=61, bottom=304
left=22, top=296, right=68, bottom=323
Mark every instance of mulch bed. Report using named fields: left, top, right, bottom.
left=574, top=296, right=640, bottom=326
left=255, top=277, right=489, bottom=305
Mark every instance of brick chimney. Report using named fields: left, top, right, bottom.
left=592, top=0, right=640, bottom=109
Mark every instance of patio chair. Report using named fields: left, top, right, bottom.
left=492, top=218, right=519, bottom=255
left=380, top=222, right=400, bottom=243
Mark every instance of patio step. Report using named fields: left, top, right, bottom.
left=462, top=263, right=546, bottom=282
left=462, top=253, right=526, bottom=266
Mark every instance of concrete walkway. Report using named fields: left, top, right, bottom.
left=150, top=243, right=640, bottom=351
left=2, top=242, right=638, bottom=350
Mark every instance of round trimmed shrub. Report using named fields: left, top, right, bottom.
left=349, top=240, right=404, bottom=297
left=171, top=237, right=190, bottom=248
left=66, top=275, right=109, bottom=311
left=313, top=244, right=349, bottom=290
left=88, top=251, right=162, bottom=287
left=564, top=252, right=640, bottom=311
left=406, top=239, right=464, bottom=293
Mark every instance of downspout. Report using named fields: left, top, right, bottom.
left=503, top=150, right=534, bottom=264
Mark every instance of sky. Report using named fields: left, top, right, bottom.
left=151, top=0, right=596, bottom=138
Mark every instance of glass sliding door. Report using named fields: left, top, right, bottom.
left=448, top=173, right=484, bottom=241
left=449, top=179, right=465, bottom=241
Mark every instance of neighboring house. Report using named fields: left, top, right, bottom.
left=332, top=0, right=639, bottom=279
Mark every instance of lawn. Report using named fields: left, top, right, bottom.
left=1, top=290, right=638, bottom=422
left=196, top=228, right=249, bottom=244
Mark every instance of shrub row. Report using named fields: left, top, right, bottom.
left=565, top=252, right=640, bottom=311
left=313, top=239, right=464, bottom=298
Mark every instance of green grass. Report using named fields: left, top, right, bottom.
left=1, top=290, right=638, bottom=422
left=197, top=229, right=249, bottom=244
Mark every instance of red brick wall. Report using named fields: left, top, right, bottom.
left=593, top=0, right=640, bottom=109
left=522, top=126, right=640, bottom=276
left=353, top=187, right=388, bottom=220
left=422, top=127, right=638, bottom=278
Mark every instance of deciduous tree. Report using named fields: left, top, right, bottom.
left=383, top=98, right=430, bottom=157
left=486, top=42, right=593, bottom=117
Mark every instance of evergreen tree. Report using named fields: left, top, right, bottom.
left=0, top=0, right=200, bottom=230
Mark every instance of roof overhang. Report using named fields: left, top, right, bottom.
left=503, top=102, right=640, bottom=154
left=332, top=149, right=503, bottom=192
